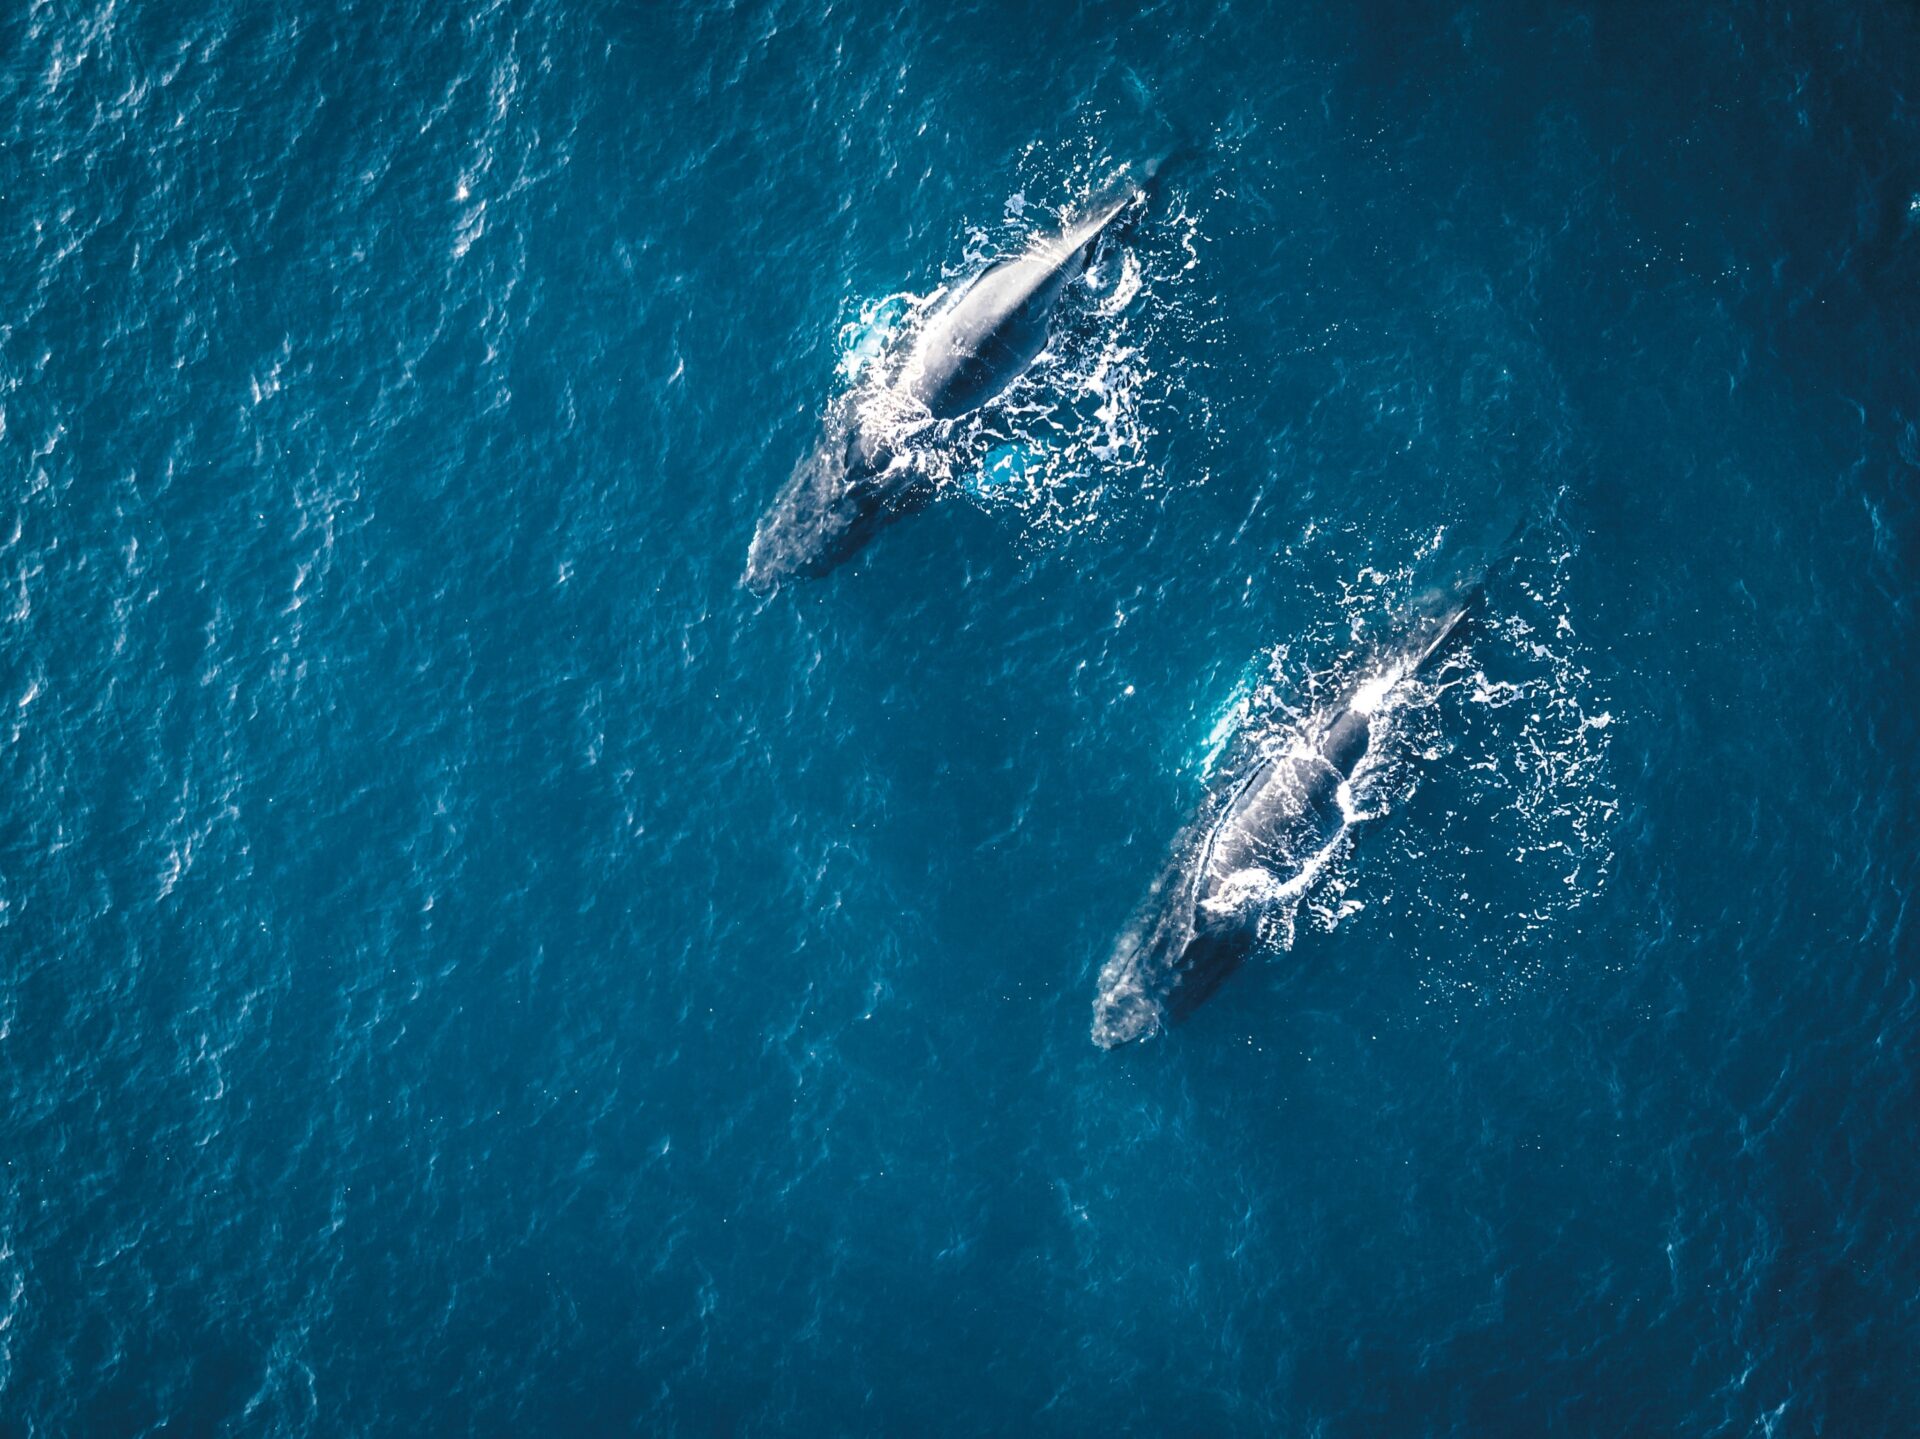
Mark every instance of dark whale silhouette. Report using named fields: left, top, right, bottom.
left=1092, top=592, right=1480, bottom=1048
left=744, top=159, right=1163, bottom=592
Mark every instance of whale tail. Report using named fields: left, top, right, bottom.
left=1404, top=509, right=1538, bottom=673
left=1131, top=147, right=1174, bottom=190
left=1134, top=136, right=1202, bottom=187
left=1409, top=588, right=1480, bottom=676
left=1077, top=145, right=1185, bottom=239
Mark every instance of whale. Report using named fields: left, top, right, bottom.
left=1092, top=591, right=1480, bottom=1048
left=744, top=159, right=1163, bottom=592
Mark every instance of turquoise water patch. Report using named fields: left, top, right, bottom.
left=840, top=294, right=911, bottom=379
left=968, top=441, right=1043, bottom=498
left=1193, top=672, right=1256, bottom=778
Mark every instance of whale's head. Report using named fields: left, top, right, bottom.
left=1093, top=905, right=1171, bottom=1047
left=1098, top=841, right=1274, bottom=1045
left=744, top=421, right=916, bottom=594
left=744, top=433, right=861, bottom=594
left=1093, top=872, right=1257, bottom=1048
left=1093, top=916, right=1255, bottom=1049
left=1091, top=974, right=1163, bottom=1050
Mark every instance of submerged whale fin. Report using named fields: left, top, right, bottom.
left=1160, top=919, right=1258, bottom=1025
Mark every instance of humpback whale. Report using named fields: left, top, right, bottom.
left=744, top=158, right=1163, bottom=592
left=1092, top=591, right=1480, bottom=1048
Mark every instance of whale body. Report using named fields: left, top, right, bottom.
left=1092, top=597, right=1478, bottom=1048
left=744, top=162, right=1160, bottom=592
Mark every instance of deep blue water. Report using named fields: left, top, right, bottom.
left=4, top=0, right=1918, bottom=1433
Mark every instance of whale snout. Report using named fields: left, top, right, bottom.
left=1092, top=979, right=1162, bottom=1049
left=743, top=502, right=823, bottom=595
left=742, top=523, right=793, bottom=596
left=1091, top=909, right=1186, bottom=1048
left=745, top=422, right=932, bottom=593
left=744, top=438, right=862, bottom=594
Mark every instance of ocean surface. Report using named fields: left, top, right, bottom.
left=4, top=0, right=1918, bottom=1433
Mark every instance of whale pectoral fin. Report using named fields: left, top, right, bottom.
left=884, top=468, right=937, bottom=516
left=842, top=455, right=937, bottom=516
left=1164, top=922, right=1255, bottom=1025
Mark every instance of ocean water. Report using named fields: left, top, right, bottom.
left=3, top=0, right=1917, bottom=1432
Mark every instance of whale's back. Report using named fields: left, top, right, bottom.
left=904, top=252, right=1071, bottom=418
left=903, top=190, right=1141, bottom=419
